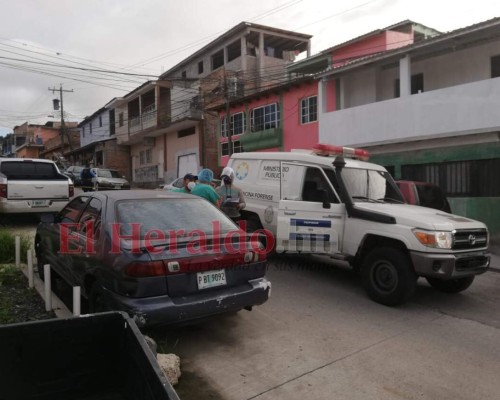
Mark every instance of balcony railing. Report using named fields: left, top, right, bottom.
left=129, top=105, right=157, bottom=134
left=319, top=77, right=500, bottom=147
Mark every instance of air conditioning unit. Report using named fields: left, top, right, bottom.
left=143, top=137, right=155, bottom=147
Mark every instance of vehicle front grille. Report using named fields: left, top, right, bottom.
left=455, top=255, right=490, bottom=271
left=452, top=229, right=488, bottom=250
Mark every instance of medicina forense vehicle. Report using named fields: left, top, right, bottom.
left=227, top=144, right=490, bottom=306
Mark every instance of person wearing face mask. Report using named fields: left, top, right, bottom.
left=171, top=173, right=197, bottom=193
left=216, top=167, right=246, bottom=223
left=190, top=168, right=221, bottom=206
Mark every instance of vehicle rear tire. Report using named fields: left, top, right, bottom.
left=361, top=247, right=417, bottom=306
left=425, top=276, right=475, bottom=293
left=88, top=282, right=108, bottom=313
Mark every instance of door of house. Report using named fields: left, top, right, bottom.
left=177, top=153, right=198, bottom=178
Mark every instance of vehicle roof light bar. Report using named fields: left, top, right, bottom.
left=312, top=143, right=370, bottom=160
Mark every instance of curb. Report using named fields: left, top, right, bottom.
left=20, top=264, right=72, bottom=318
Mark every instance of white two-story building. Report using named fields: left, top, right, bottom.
left=72, top=106, right=130, bottom=178
left=317, top=17, right=500, bottom=241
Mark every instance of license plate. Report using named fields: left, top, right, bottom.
left=197, top=269, right=227, bottom=290
left=32, top=200, right=48, bottom=208
left=114, top=185, right=121, bottom=189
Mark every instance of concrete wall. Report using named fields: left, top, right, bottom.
left=320, top=77, right=500, bottom=147
left=130, top=136, right=164, bottom=184
left=171, top=84, right=199, bottom=121
left=377, top=41, right=500, bottom=102
left=343, top=68, right=377, bottom=109
left=332, top=31, right=413, bottom=67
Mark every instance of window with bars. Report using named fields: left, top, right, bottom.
left=221, top=112, right=246, bottom=137
left=300, top=96, right=318, bottom=124
left=401, top=158, right=500, bottom=197
left=250, top=103, right=280, bottom=132
left=221, top=140, right=243, bottom=156
left=145, top=149, right=152, bottom=164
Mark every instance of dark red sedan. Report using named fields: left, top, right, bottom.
left=35, top=190, right=270, bottom=327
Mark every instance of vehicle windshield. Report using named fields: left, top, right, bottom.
left=116, top=198, right=237, bottom=239
left=340, top=168, right=404, bottom=203
left=97, top=169, right=122, bottom=178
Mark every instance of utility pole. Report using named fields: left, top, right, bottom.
left=223, top=69, right=233, bottom=156
left=49, top=84, right=74, bottom=154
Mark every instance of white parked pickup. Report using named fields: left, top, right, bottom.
left=0, top=158, right=74, bottom=214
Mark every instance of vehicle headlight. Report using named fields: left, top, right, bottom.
left=412, top=229, right=452, bottom=249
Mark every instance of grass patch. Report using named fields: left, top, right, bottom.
left=0, top=264, right=23, bottom=286
left=0, top=264, right=55, bottom=324
left=0, top=230, right=31, bottom=264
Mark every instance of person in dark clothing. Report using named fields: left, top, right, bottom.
left=80, top=165, right=96, bottom=192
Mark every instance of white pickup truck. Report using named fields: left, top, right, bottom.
left=227, top=145, right=490, bottom=306
left=0, top=158, right=74, bottom=214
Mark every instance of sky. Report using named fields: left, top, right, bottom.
left=1, top=0, right=500, bottom=136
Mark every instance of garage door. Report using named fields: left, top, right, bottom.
left=177, top=153, right=198, bottom=178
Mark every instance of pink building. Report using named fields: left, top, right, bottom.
left=214, top=21, right=440, bottom=168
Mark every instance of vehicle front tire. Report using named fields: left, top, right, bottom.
left=425, top=276, right=475, bottom=293
left=361, top=247, right=417, bottom=306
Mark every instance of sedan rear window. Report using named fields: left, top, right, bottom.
left=116, top=198, right=236, bottom=238
left=0, top=161, right=60, bottom=180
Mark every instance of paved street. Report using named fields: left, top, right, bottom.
left=4, top=218, right=500, bottom=400
left=152, top=254, right=500, bottom=400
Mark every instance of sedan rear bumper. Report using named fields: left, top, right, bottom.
left=101, top=278, right=271, bottom=327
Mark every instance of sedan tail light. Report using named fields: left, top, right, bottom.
left=69, top=183, right=74, bottom=198
left=125, top=261, right=167, bottom=277
left=165, top=250, right=261, bottom=275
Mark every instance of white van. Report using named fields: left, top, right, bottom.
left=227, top=145, right=490, bottom=305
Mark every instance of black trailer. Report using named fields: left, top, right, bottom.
left=0, top=312, right=180, bottom=400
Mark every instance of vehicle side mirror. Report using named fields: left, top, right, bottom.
left=320, top=189, right=331, bottom=209
left=40, top=213, right=55, bottom=224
